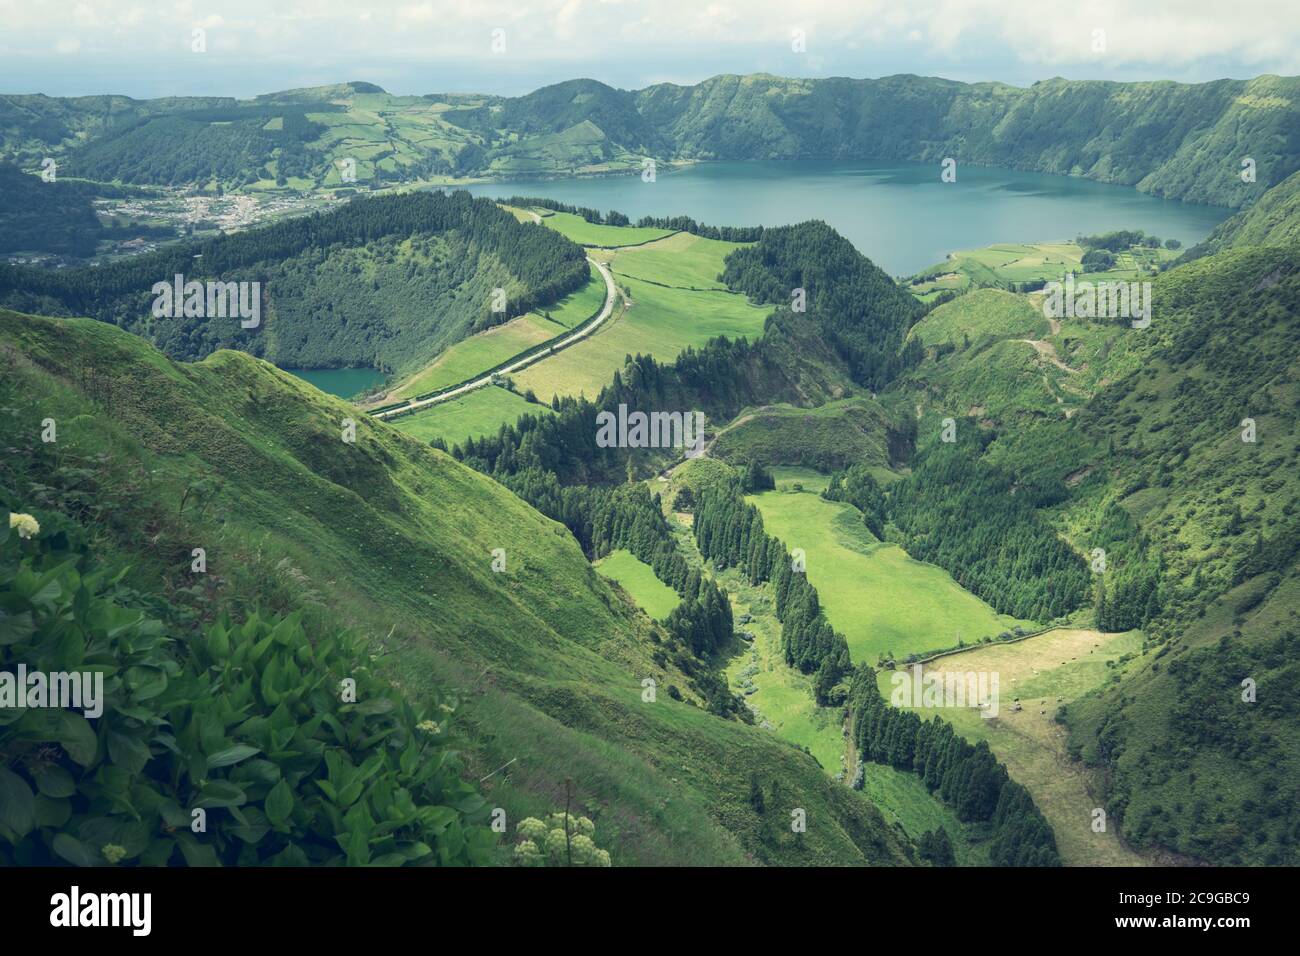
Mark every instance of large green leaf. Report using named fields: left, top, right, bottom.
left=264, top=778, right=294, bottom=827
left=0, top=767, right=36, bottom=838
left=207, top=744, right=261, bottom=769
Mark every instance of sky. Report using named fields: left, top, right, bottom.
left=1, top=0, right=1298, bottom=99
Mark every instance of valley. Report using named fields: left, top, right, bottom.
left=3, top=50, right=1299, bottom=879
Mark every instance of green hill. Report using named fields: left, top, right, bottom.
left=884, top=243, right=1300, bottom=864
left=1185, top=170, right=1300, bottom=259
left=0, top=308, right=912, bottom=867
left=0, top=190, right=589, bottom=379
left=712, top=397, right=898, bottom=473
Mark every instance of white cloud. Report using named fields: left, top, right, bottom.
left=4, top=0, right=1298, bottom=80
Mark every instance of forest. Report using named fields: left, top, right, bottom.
left=0, top=189, right=589, bottom=373
left=721, top=222, right=924, bottom=390
left=887, top=430, right=1092, bottom=622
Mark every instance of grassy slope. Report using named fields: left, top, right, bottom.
left=0, top=309, right=911, bottom=867
left=1187, top=170, right=1300, bottom=258
left=1046, top=247, right=1300, bottom=864
left=712, top=397, right=894, bottom=472
left=878, top=628, right=1147, bottom=866
left=385, top=227, right=766, bottom=442
left=887, top=242, right=1300, bottom=865
left=747, top=489, right=1028, bottom=664
left=388, top=270, right=607, bottom=400
left=539, top=211, right=675, bottom=247
left=909, top=289, right=1050, bottom=348
left=594, top=549, right=681, bottom=620
left=391, top=386, right=553, bottom=446
left=513, top=266, right=767, bottom=400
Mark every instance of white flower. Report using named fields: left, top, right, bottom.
left=9, top=513, right=39, bottom=539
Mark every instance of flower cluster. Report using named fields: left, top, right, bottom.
left=8, top=513, right=39, bottom=540
left=512, top=812, right=610, bottom=867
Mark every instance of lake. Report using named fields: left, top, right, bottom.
left=283, top=366, right=385, bottom=399
left=466, top=160, right=1231, bottom=276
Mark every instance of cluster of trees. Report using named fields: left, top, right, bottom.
left=0, top=189, right=588, bottom=370
left=1091, top=501, right=1162, bottom=632
left=454, top=413, right=739, bottom=690
left=889, top=431, right=1091, bottom=621
left=500, top=196, right=631, bottom=227
left=632, top=214, right=763, bottom=242
left=848, top=668, right=1060, bottom=866
left=721, top=222, right=923, bottom=390
left=822, top=464, right=887, bottom=538
left=693, top=484, right=851, bottom=704
left=1082, top=628, right=1300, bottom=864
left=1077, top=229, right=1178, bottom=252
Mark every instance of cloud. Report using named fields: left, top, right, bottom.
left=3, top=0, right=1297, bottom=83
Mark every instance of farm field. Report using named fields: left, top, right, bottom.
left=878, top=627, right=1147, bottom=866
left=390, top=385, right=551, bottom=445
left=386, top=227, right=760, bottom=436
left=594, top=549, right=682, bottom=620
left=706, top=523, right=984, bottom=864
left=602, top=231, right=737, bottom=288
left=747, top=489, right=1029, bottom=664
left=513, top=270, right=767, bottom=399
left=908, top=240, right=1179, bottom=300
left=387, top=269, right=606, bottom=399
left=538, top=210, right=676, bottom=247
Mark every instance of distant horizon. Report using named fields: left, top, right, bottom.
left=4, top=0, right=1297, bottom=100
left=5, top=66, right=1298, bottom=103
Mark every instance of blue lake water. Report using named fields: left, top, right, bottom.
left=283, top=367, right=385, bottom=399
left=466, top=160, right=1231, bottom=276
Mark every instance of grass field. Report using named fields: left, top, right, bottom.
left=602, top=231, right=737, bottom=288
left=769, top=466, right=832, bottom=494
left=514, top=272, right=768, bottom=399
left=703, top=520, right=984, bottom=865
left=388, top=270, right=606, bottom=400
left=390, top=385, right=551, bottom=445
left=909, top=240, right=1179, bottom=300
left=878, top=627, right=1147, bottom=866
left=595, top=549, right=682, bottom=620
left=712, top=397, right=894, bottom=472
left=909, top=288, right=1052, bottom=348
left=858, top=762, right=987, bottom=866
left=747, top=489, right=1029, bottom=664
left=539, top=211, right=676, bottom=247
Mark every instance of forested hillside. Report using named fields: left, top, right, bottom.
left=0, top=162, right=102, bottom=256
left=0, top=189, right=588, bottom=376
left=6, top=73, right=1297, bottom=206
left=1185, top=170, right=1300, bottom=259
left=721, top=221, right=924, bottom=390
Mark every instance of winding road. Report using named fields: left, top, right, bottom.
left=372, top=255, right=619, bottom=421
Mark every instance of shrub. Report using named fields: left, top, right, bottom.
left=0, top=514, right=493, bottom=866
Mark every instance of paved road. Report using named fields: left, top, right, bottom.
left=373, top=256, right=618, bottom=421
